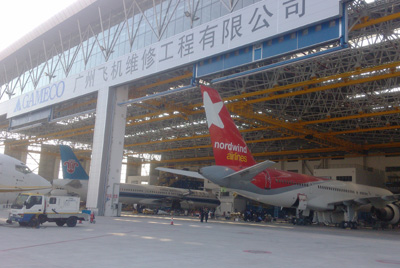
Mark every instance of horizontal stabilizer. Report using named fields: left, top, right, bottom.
left=155, top=167, right=206, bottom=179
left=222, top=160, right=276, bottom=183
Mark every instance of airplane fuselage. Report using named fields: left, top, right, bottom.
left=202, top=165, right=392, bottom=211
left=119, top=183, right=220, bottom=209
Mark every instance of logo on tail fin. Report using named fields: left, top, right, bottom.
left=201, top=85, right=257, bottom=167
left=203, top=91, right=224, bottom=129
left=63, top=159, right=79, bottom=174
left=59, top=145, right=89, bottom=180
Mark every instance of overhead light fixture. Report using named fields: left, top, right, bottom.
left=118, top=84, right=197, bottom=107
left=49, top=109, right=96, bottom=124
left=184, top=11, right=199, bottom=21
left=9, top=122, right=45, bottom=132
left=44, top=72, right=56, bottom=79
left=100, top=45, right=114, bottom=54
left=6, top=91, right=15, bottom=98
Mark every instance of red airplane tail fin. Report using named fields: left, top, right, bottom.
left=201, top=85, right=256, bottom=167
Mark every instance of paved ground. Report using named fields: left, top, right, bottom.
left=1, top=211, right=400, bottom=268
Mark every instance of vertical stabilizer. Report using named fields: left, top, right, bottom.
left=201, top=85, right=256, bottom=167
left=59, top=145, right=89, bottom=180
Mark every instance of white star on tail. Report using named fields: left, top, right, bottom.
left=203, top=91, right=224, bottom=129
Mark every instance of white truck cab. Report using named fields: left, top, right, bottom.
left=7, top=193, right=88, bottom=227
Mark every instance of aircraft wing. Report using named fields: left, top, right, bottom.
left=221, top=160, right=276, bottom=183
left=155, top=167, right=206, bottom=179
left=138, top=199, right=164, bottom=205
left=0, top=186, right=51, bottom=193
left=328, top=194, right=400, bottom=208
left=138, top=197, right=182, bottom=207
left=382, top=194, right=400, bottom=201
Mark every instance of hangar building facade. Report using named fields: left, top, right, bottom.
left=0, top=0, right=399, bottom=215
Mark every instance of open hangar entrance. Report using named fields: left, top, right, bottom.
left=0, top=0, right=400, bottom=216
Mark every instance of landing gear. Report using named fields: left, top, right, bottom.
left=292, top=209, right=312, bottom=226
left=341, top=203, right=358, bottom=229
left=340, top=221, right=358, bottom=229
left=292, top=217, right=311, bottom=225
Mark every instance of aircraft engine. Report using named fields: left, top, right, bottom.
left=373, top=203, right=400, bottom=225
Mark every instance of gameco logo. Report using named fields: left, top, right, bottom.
left=14, top=81, right=65, bottom=113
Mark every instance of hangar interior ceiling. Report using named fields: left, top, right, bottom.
left=0, top=0, right=399, bottom=168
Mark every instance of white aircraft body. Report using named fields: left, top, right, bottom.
left=119, top=183, right=220, bottom=210
left=0, top=154, right=52, bottom=207
left=53, top=145, right=220, bottom=209
left=156, top=85, right=400, bottom=228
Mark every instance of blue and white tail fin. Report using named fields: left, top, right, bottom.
left=59, top=145, right=89, bottom=180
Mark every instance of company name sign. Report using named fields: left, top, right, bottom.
left=13, top=81, right=65, bottom=113
left=5, top=0, right=342, bottom=118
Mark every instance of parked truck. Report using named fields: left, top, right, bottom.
left=7, top=193, right=89, bottom=227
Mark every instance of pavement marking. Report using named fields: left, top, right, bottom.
left=0, top=234, right=112, bottom=252
left=376, top=260, right=400, bottom=265
left=0, top=231, right=137, bottom=253
left=184, top=242, right=204, bottom=246
left=148, top=221, right=182, bottom=226
left=243, top=250, right=272, bottom=254
left=124, top=214, right=295, bottom=229
left=114, top=218, right=142, bottom=223
left=141, top=236, right=156, bottom=240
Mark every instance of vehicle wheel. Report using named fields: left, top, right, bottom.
left=38, top=215, right=47, bottom=225
left=56, top=220, right=65, bottom=226
left=28, top=217, right=39, bottom=227
left=19, top=222, right=28, bottom=227
left=66, top=217, right=77, bottom=227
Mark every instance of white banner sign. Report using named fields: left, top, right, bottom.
left=4, top=0, right=342, bottom=118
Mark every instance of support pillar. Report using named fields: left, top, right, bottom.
left=4, top=142, right=28, bottom=163
left=53, top=156, right=61, bottom=180
left=126, top=157, right=141, bottom=177
left=87, top=86, right=128, bottom=216
left=39, top=144, right=57, bottom=182
left=149, top=163, right=158, bottom=185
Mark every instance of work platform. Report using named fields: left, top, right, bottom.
left=1, top=211, right=400, bottom=267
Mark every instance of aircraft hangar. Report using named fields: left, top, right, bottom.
left=0, top=0, right=400, bottom=216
